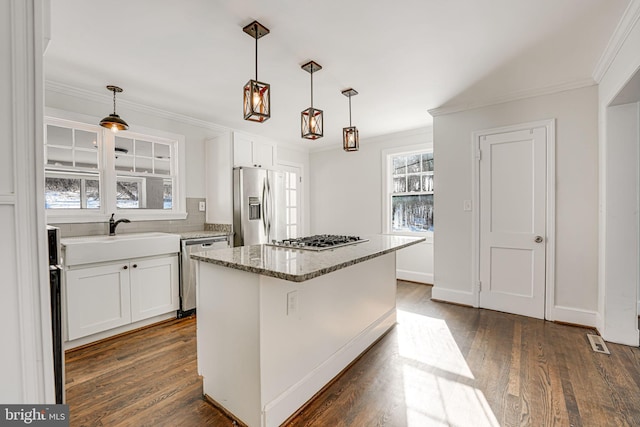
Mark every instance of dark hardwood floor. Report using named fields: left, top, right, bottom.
left=65, top=281, right=640, bottom=426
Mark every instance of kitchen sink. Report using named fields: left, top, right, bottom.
left=61, top=232, right=181, bottom=266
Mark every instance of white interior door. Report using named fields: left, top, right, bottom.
left=479, top=127, right=546, bottom=319
left=277, top=164, right=302, bottom=239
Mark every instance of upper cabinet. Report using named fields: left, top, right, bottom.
left=233, top=132, right=276, bottom=169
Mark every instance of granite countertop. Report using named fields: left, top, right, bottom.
left=191, top=234, right=425, bottom=282
left=180, top=231, right=232, bottom=240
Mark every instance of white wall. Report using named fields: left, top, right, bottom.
left=432, top=86, right=600, bottom=324
left=309, top=128, right=433, bottom=283
left=597, top=0, right=640, bottom=345
left=602, top=102, right=639, bottom=343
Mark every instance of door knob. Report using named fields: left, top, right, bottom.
left=534, top=236, right=544, bottom=243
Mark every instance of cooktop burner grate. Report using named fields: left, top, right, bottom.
left=267, top=235, right=369, bottom=251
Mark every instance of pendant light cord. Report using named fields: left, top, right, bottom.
left=255, top=24, right=258, bottom=81
left=112, top=89, right=117, bottom=115
left=348, top=95, right=352, bottom=126
left=310, top=64, right=314, bottom=109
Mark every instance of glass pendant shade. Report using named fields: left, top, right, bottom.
left=100, top=85, right=128, bottom=133
left=243, top=79, right=270, bottom=122
left=301, top=107, right=323, bottom=140
left=343, top=126, right=359, bottom=151
left=243, top=21, right=270, bottom=122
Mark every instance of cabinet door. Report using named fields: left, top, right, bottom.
left=130, top=255, right=179, bottom=322
left=233, top=133, right=253, bottom=167
left=252, top=141, right=275, bottom=169
left=66, top=263, right=131, bottom=340
left=233, top=133, right=276, bottom=168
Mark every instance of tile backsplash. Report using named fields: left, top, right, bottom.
left=51, top=198, right=208, bottom=238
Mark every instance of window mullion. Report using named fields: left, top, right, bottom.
left=102, top=130, right=117, bottom=215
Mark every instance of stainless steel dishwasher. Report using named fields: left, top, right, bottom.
left=179, top=235, right=229, bottom=317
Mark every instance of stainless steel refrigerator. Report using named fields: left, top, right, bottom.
left=233, top=167, right=285, bottom=246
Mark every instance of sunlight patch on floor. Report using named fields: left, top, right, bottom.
left=397, top=309, right=500, bottom=427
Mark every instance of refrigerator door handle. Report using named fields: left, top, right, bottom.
left=262, top=178, right=268, bottom=235
left=266, top=176, right=272, bottom=241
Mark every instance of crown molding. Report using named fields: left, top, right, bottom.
left=592, top=0, right=640, bottom=83
left=45, top=80, right=230, bottom=135
left=428, top=78, right=595, bottom=117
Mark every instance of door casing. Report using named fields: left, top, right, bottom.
left=471, top=119, right=556, bottom=320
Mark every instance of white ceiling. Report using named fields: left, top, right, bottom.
left=45, top=0, right=630, bottom=148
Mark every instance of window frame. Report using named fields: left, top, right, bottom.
left=45, top=109, right=187, bottom=223
left=381, top=143, right=433, bottom=241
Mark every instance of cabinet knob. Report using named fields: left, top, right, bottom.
left=132, top=264, right=138, bottom=268
left=123, top=265, right=128, bottom=270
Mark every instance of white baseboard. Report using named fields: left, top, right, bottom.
left=262, top=308, right=397, bottom=427
left=397, top=269, right=433, bottom=284
left=549, top=305, right=597, bottom=328
left=431, top=286, right=475, bottom=307
left=64, top=312, right=176, bottom=350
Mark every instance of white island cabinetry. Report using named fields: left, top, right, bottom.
left=193, top=235, right=424, bottom=427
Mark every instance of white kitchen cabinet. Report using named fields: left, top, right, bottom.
left=233, top=132, right=276, bottom=168
left=65, top=254, right=178, bottom=341
left=130, top=255, right=179, bottom=322
left=66, top=262, right=132, bottom=341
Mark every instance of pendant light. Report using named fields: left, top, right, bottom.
left=99, top=85, right=129, bottom=133
left=341, top=88, right=359, bottom=152
left=301, top=61, right=323, bottom=140
left=243, top=21, right=270, bottom=122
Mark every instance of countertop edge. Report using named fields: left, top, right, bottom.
left=192, top=237, right=425, bottom=282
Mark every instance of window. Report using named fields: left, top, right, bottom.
left=113, top=136, right=174, bottom=210
left=383, top=147, right=433, bottom=235
left=44, top=122, right=102, bottom=210
left=44, top=114, right=186, bottom=222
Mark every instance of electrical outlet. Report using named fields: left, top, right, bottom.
left=287, top=291, right=298, bottom=315
left=199, top=201, right=206, bottom=212
left=463, top=200, right=472, bottom=211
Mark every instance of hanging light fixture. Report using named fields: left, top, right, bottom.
left=341, top=88, right=359, bottom=152
left=301, top=61, right=323, bottom=140
left=243, top=20, right=270, bottom=122
left=99, top=85, right=129, bottom=133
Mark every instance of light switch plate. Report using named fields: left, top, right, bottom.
left=199, top=201, right=206, bottom=212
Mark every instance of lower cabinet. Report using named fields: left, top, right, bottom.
left=65, top=254, right=179, bottom=341
left=130, top=256, right=179, bottom=322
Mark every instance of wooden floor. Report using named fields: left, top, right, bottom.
left=66, top=281, right=640, bottom=426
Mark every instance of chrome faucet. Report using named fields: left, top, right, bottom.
left=109, top=213, right=131, bottom=236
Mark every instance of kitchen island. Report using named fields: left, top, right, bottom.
left=192, top=234, right=424, bottom=427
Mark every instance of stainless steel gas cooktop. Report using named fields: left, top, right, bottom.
left=267, top=235, right=369, bottom=251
